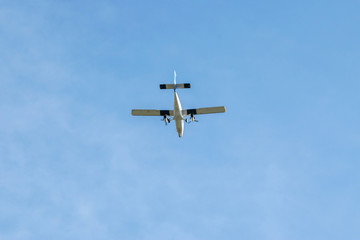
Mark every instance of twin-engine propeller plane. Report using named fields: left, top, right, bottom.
left=131, top=71, right=226, bottom=137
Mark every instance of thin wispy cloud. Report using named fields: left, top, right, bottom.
left=1, top=1, right=360, bottom=239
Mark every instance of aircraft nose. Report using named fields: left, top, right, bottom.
left=178, top=133, right=183, bottom=138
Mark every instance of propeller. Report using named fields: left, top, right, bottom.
left=191, top=114, right=198, bottom=122
left=162, top=115, right=171, bottom=125
left=186, top=114, right=199, bottom=123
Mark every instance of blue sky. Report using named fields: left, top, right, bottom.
left=1, top=0, right=359, bottom=239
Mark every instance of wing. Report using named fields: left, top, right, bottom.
left=182, top=106, right=226, bottom=116
left=131, top=109, right=174, bottom=116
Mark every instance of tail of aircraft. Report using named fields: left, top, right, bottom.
left=160, top=83, right=191, bottom=89
left=174, top=70, right=176, bottom=85
left=160, top=70, right=191, bottom=89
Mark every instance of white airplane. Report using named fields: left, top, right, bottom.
left=131, top=71, right=226, bottom=137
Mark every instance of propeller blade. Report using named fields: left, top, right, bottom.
left=162, top=116, right=171, bottom=125
left=162, top=116, right=168, bottom=125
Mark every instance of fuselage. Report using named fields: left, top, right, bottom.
left=173, top=90, right=184, bottom=137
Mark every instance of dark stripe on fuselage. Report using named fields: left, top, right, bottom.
left=160, top=110, right=170, bottom=116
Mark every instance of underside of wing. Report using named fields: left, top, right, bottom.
left=131, top=109, right=174, bottom=116
left=182, top=106, right=226, bottom=116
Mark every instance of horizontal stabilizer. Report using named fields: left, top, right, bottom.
left=131, top=109, right=174, bottom=116
left=182, top=106, right=226, bottom=116
left=160, top=83, right=191, bottom=89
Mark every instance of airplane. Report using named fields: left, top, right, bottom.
left=131, top=71, right=226, bottom=137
